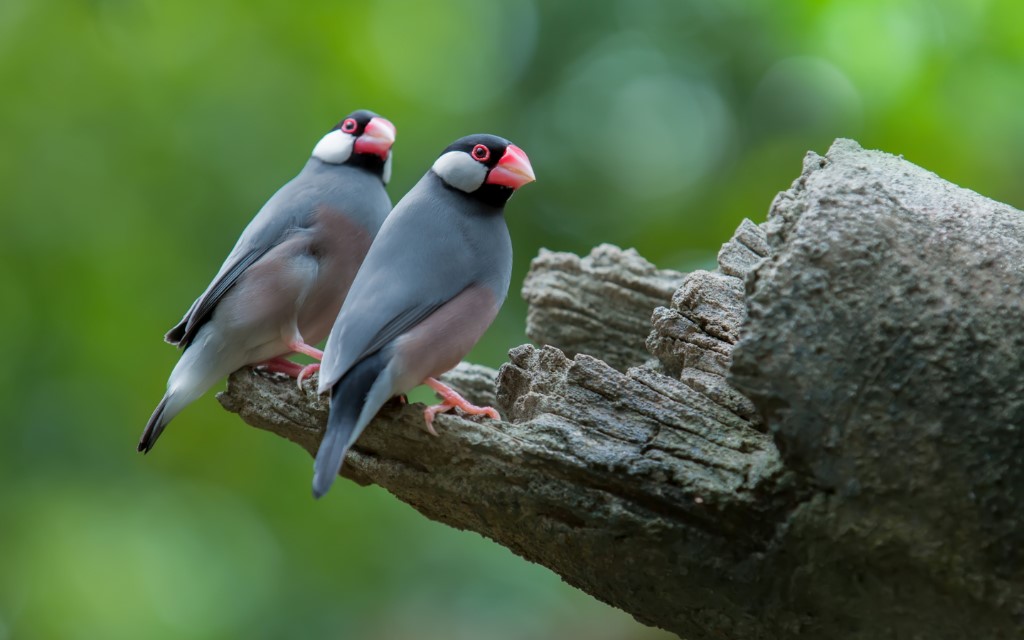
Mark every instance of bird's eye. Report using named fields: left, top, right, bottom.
left=471, top=144, right=491, bottom=162
left=341, top=118, right=358, bottom=133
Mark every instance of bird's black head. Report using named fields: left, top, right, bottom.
left=431, top=134, right=535, bottom=207
left=312, top=109, right=397, bottom=184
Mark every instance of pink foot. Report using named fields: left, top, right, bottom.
left=256, top=357, right=306, bottom=378
left=422, top=402, right=454, bottom=436
left=296, top=363, right=320, bottom=388
left=421, top=377, right=500, bottom=434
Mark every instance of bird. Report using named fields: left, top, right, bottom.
left=139, top=109, right=397, bottom=454
left=311, top=133, right=536, bottom=498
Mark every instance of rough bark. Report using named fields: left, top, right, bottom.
left=522, top=243, right=684, bottom=371
left=218, top=139, right=1024, bottom=639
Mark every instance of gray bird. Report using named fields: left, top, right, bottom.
left=311, top=133, right=536, bottom=498
left=140, top=110, right=397, bottom=453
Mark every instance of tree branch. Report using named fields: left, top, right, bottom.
left=219, top=139, right=1024, bottom=639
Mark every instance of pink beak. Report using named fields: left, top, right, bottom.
left=353, top=116, right=397, bottom=159
left=485, top=144, right=536, bottom=189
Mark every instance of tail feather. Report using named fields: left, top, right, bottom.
left=139, top=331, right=237, bottom=454
left=139, top=395, right=171, bottom=453
left=312, top=350, right=389, bottom=498
left=164, top=319, right=187, bottom=346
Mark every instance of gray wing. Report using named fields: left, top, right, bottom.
left=318, top=176, right=511, bottom=392
left=165, top=173, right=322, bottom=348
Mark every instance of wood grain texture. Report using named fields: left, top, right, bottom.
left=522, top=244, right=683, bottom=371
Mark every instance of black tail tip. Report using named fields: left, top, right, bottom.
left=140, top=396, right=170, bottom=455
left=311, top=473, right=335, bottom=500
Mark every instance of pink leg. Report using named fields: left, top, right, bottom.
left=421, top=377, right=500, bottom=434
left=256, top=357, right=306, bottom=378
left=288, top=341, right=324, bottom=361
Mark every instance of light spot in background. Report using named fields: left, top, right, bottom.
left=816, top=1, right=928, bottom=104
left=92, top=0, right=234, bottom=74
left=353, top=528, right=671, bottom=640
left=367, top=0, right=538, bottom=112
left=0, top=0, right=29, bottom=58
left=544, top=34, right=734, bottom=202
left=605, top=75, right=732, bottom=199
left=4, top=482, right=281, bottom=638
left=613, top=0, right=739, bottom=37
left=751, top=56, right=863, bottom=136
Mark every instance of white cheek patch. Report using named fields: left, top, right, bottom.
left=382, top=153, right=392, bottom=185
left=431, top=151, right=487, bottom=193
left=312, top=130, right=354, bottom=164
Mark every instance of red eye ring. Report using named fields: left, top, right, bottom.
left=341, top=118, right=358, bottom=133
left=471, top=144, right=490, bottom=162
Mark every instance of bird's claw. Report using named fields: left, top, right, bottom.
left=422, top=403, right=453, bottom=436
left=421, top=377, right=501, bottom=433
left=296, top=363, right=320, bottom=389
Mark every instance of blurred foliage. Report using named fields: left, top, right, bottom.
left=1, top=0, right=1022, bottom=638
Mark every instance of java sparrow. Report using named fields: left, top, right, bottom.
left=139, top=110, right=397, bottom=453
left=311, top=133, right=536, bottom=498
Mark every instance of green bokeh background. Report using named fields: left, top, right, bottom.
left=2, top=1, right=1022, bottom=638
